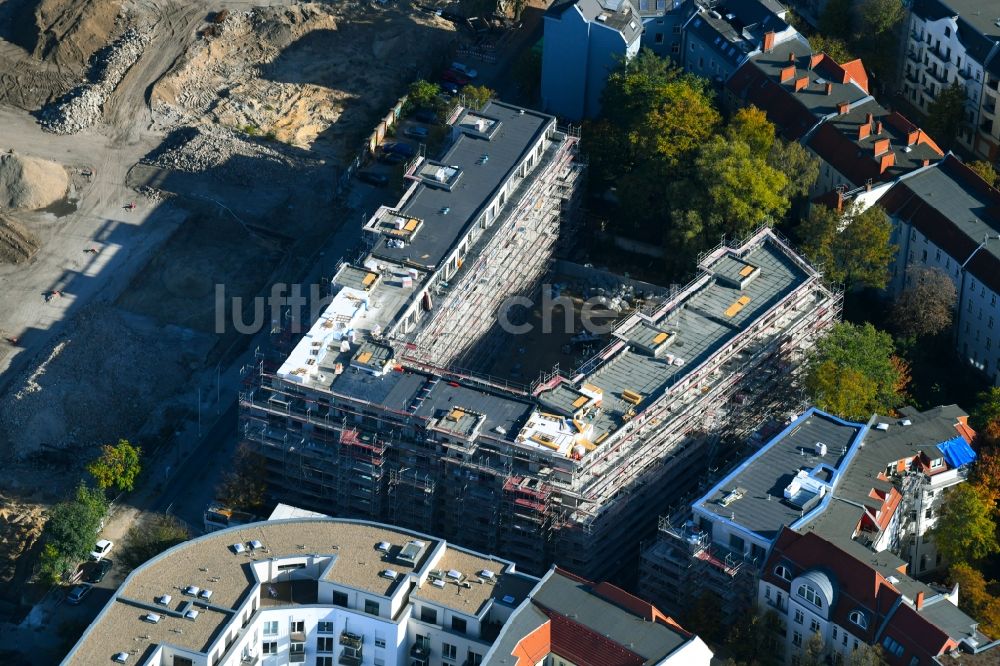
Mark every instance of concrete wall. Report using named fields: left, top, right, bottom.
left=585, top=23, right=635, bottom=118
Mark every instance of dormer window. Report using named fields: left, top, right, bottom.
left=774, top=564, right=792, bottom=582
left=849, top=610, right=868, bottom=630
left=797, top=583, right=822, bottom=609
left=930, top=458, right=943, bottom=469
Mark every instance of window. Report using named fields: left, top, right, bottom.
left=849, top=610, right=868, bottom=630
left=262, top=641, right=278, bottom=654
left=774, top=564, right=792, bottom=581
left=832, top=627, right=838, bottom=640
left=810, top=618, right=820, bottom=633
left=365, top=599, right=380, bottom=615
left=263, top=621, right=279, bottom=636
left=794, top=609, right=804, bottom=624
left=290, top=620, right=304, bottom=633
left=318, top=621, right=334, bottom=633
left=374, top=635, right=386, bottom=649
left=317, top=637, right=334, bottom=653
left=672, top=25, right=681, bottom=34
left=882, top=636, right=905, bottom=657
left=467, top=651, right=483, bottom=666
left=331, top=590, right=348, bottom=607
left=796, top=583, right=822, bottom=608
left=317, top=658, right=333, bottom=666
left=792, top=630, right=802, bottom=647
left=452, top=617, right=467, bottom=634
left=730, top=534, right=745, bottom=553
left=443, top=643, right=458, bottom=661
left=289, top=643, right=304, bottom=656
left=655, top=33, right=663, bottom=44
left=420, top=606, right=438, bottom=623
left=671, top=43, right=680, bottom=54
left=765, top=585, right=772, bottom=601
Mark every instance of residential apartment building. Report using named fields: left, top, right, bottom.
left=902, top=0, right=1000, bottom=160
left=639, top=405, right=979, bottom=626
left=881, top=155, right=1000, bottom=384
left=760, top=528, right=997, bottom=666
left=727, top=37, right=943, bottom=201
left=240, top=99, right=841, bottom=582
left=62, top=505, right=711, bottom=666
left=541, top=0, right=796, bottom=120
left=484, top=567, right=713, bottom=665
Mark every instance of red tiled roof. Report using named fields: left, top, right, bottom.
left=539, top=607, right=646, bottom=666
left=840, top=59, right=869, bottom=93
left=727, top=61, right=818, bottom=140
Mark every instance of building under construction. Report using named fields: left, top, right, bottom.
left=239, top=100, right=841, bottom=581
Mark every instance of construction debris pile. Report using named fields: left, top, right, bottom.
left=0, top=305, right=195, bottom=460
left=0, top=498, right=45, bottom=584
left=0, top=151, right=68, bottom=210
left=40, top=24, right=153, bottom=134
left=144, top=125, right=319, bottom=186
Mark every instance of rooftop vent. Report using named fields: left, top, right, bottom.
left=398, top=540, right=427, bottom=565
left=231, top=543, right=246, bottom=554
left=156, top=594, right=172, bottom=606
left=113, top=653, right=129, bottom=663
left=815, top=442, right=828, bottom=457
left=900, top=419, right=913, bottom=426
left=248, top=540, right=263, bottom=551
left=431, top=579, right=446, bottom=588
left=719, top=487, right=746, bottom=507
left=597, top=12, right=609, bottom=21
left=185, top=609, right=200, bottom=621
left=447, top=569, right=463, bottom=580
left=381, top=569, right=399, bottom=580
left=144, top=613, right=162, bottom=624
left=501, top=594, right=516, bottom=604
left=479, top=569, right=496, bottom=580
left=376, top=541, right=391, bottom=553
left=198, top=589, right=213, bottom=601
left=183, top=586, right=200, bottom=597
left=876, top=422, right=890, bottom=431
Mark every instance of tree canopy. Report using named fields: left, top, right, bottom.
left=926, top=82, right=969, bottom=150
left=891, top=267, right=956, bottom=339
left=809, top=35, right=855, bottom=64
left=797, top=204, right=894, bottom=290
left=216, top=444, right=268, bottom=514
left=968, top=161, right=999, bottom=187
left=804, top=322, right=909, bottom=419
left=118, top=514, right=191, bottom=571
left=407, top=79, right=441, bottom=110
left=948, top=563, right=1000, bottom=637
left=462, top=84, right=495, bottom=111
left=87, top=439, right=142, bottom=493
left=38, top=484, right=109, bottom=584
left=972, top=387, right=1000, bottom=446
left=933, top=483, right=1000, bottom=564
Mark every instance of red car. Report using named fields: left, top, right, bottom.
left=442, top=69, right=470, bottom=86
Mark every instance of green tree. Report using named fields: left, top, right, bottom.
left=803, top=631, right=826, bottom=666
left=926, top=82, right=968, bottom=150
left=725, top=609, right=781, bottom=666
left=642, top=80, right=721, bottom=164
left=968, top=160, right=999, bottom=187
left=859, top=0, right=904, bottom=36
left=850, top=643, right=889, bottom=666
left=87, top=439, right=142, bottom=493
left=726, top=105, right=775, bottom=156
left=891, top=267, right=956, bottom=339
left=804, top=322, right=909, bottom=419
left=601, top=50, right=687, bottom=127
left=948, top=562, right=1000, bottom=637
left=38, top=484, right=108, bottom=584
left=118, top=514, right=191, bottom=571
left=683, top=591, right=725, bottom=644
left=462, top=84, right=495, bottom=111
left=216, top=443, right=268, bottom=514
left=819, top=0, right=854, bottom=39
left=933, top=484, right=1000, bottom=564
left=511, top=44, right=542, bottom=101
left=972, top=387, right=1000, bottom=445
left=809, top=35, right=855, bottom=63
left=769, top=139, right=820, bottom=199
left=797, top=204, right=894, bottom=289
left=407, top=79, right=441, bottom=110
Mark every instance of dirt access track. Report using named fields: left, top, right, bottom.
left=0, top=0, right=458, bottom=629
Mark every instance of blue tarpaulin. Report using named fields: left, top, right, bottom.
left=937, top=436, right=977, bottom=468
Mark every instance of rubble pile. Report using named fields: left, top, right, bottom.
left=144, top=125, right=319, bottom=186
left=0, top=498, right=45, bottom=584
left=40, top=25, right=153, bottom=134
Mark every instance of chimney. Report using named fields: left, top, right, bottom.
left=879, top=150, right=896, bottom=174
left=874, top=137, right=890, bottom=156
left=810, top=53, right=823, bottom=69
left=859, top=123, right=871, bottom=140
left=865, top=180, right=873, bottom=192
left=876, top=121, right=884, bottom=135
left=795, top=76, right=810, bottom=92
left=835, top=188, right=845, bottom=211
left=865, top=113, right=874, bottom=126
left=907, top=129, right=920, bottom=146
left=916, top=591, right=925, bottom=610
left=781, top=65, right=796, bottom=83
left=789, top=51, right=796, bottom=63
left=825, top=82, right=833, bottom=95
left=763, top=31, right=776, bottom=53
left=837, top=101, right=850, bottom=114
left=923, top=159, right=931, bottom=166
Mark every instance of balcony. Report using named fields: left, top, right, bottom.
left=339, top=651, right=363, bottom=666
left=410, top=644, right=431, bottom=659
left=339, top=632, right=363, bottom=650
left=926, top=67, right=948, bottom=84
left=290, top=652, right=306, bottom=663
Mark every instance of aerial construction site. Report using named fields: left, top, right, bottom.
left=240, top=99, right=843, bottom=581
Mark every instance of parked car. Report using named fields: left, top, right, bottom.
left=440, top=80, right=461, bottom=95
left=450, top=62, right=478, bottom=78
left=90, top=539, right=114, bottom=561
left=413, top=108, right=438, bottom=124
left=378, top=151, right=407, bottom=165
left=66, top=584, right=93, bottom=605
left=442, top=69, right=470, bottom=86
left=84, top=559, right=113, bottom=584
left=357, top=171, right=389, bottom=186
left=404, top=126, right=429, bottom=140
left=383, top=141, right=416, bottom=157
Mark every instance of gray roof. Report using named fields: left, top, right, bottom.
left=696, top=408, right=864, bottom=541
left=581, top=237, right=809, bottom=437
left=547, top=0, right=643, bottom=42
left=686, top=0, right=790, bottom=68
left=413, top=378, right=534, bottom=437
left=371, top=102, right=553, bottom=270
